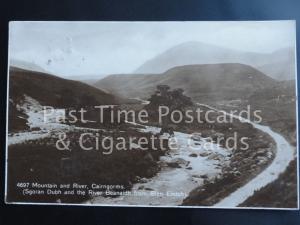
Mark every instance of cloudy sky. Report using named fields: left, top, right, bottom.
left=9, top=21, right=295, bottom=78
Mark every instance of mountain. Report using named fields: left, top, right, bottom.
left=10, top=59, right=47, bottom=74
left=9, top=67, right=120, bottom=108
left=67, top=74, right=107, bottom=86
left=134, top=41, right=295, bottom=80
left=95, top=63, right=277, bottom=102
left=8, top=66, right=122, bottom=132
left=256, top=48, right=296, bottom=80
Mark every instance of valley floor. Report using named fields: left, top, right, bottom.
left=6, top=97, right=297, bottom=207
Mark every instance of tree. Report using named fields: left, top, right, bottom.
left=145, top=85, right=193, bottom=123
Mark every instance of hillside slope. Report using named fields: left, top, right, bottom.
left=8, top=67, right=120, bottom=132
left=9, top=67, right=120, bottom=107
left=95, top=63, right=277, bottom=102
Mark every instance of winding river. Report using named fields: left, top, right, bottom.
left=197, top=103, right=296, bottom=207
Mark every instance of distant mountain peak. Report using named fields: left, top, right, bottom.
left=134, top=42, right=295, bottom=80
left=10, top=59, right=47, bottom=74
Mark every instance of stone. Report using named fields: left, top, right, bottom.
left=189, top=153, right=198, bottom=157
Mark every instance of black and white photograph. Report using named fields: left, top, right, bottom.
left=5, top=21, right=298, bottom=209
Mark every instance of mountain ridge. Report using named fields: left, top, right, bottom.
left=134, top=41, right=295, bottom=80
left=95, top=63, right=278, bottom=102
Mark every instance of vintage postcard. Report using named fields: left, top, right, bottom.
left=5, top=21, right=298, bottom=209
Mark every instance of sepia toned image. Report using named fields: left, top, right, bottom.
left=5, top=21, right=298, bottom=209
